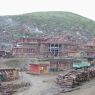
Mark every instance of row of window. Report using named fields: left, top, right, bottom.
left=13, top=48, right=36, bottom=53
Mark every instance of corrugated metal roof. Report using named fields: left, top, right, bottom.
left=73, top=61, right=90, bottom=68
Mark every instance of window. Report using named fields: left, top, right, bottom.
left=49, top=44, right=62, bottom=56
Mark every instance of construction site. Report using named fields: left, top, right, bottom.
left=0, top=58, right=95, bottom=95
left=0, top=34, right=95, bottom=95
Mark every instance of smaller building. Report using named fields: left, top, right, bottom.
left=81, top=38, right=95, bottom=61
left=0, top=50, right=13, bottom=58
left=29, top=60, right=50, bottom=74
left=49, top=58, right=73, bottom=71
left=0, top=50, right=6, bottom=57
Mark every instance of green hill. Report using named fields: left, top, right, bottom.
left=0, top=11, right=95, bottom=39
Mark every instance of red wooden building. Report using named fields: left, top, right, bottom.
left=12, top=35, right=81, bottom=72
left=29, top=60, right=50, bottom=74
left=12, top=35, right=79, bottom=58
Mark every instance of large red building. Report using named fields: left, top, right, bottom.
left=12, top=35, right=83, bottom=71
left=12, top=35, right=79, bottom=58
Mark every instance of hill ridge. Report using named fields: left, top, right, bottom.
left=0, top=11, right=95, bottom=40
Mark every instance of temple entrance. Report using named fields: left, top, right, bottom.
left=49, top=44, right=62, bottom=57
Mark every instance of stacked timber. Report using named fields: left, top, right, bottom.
left=0, top=68, right=19, bottom=82
left=0, top=82, right=31, bottom=95
left=56, top=67, right=95, bottom=92
left=89, top=67, right=95, bottom=78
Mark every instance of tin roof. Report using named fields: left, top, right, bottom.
left=73, top=61, right=90, bottom=68
left=30, top=59, right=50, bottom=65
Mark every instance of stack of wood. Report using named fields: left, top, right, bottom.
left=56, top=66, right=95, bottom=92
left=56, top=70, right=80, bottom=88
left=89, top=67, right=95, bottom=78
left=0, top=68, right=19, bottom=82
left=0, top=82, right=31, bottom=95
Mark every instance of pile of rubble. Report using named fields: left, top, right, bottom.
left=56, top=66, right=95, bottom=92
left=0, top=82, right=31, bottom=95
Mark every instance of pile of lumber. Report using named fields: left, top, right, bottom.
left=56, top=67, right=95, bottom=92
left=0, top=68, right=19, bottom=82
left=0, top=82, right=31, bottom=95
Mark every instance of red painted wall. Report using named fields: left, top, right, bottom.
left=29, top=64, right=40, bottom=74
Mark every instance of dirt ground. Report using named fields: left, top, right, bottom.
left=15, top=72, right=95, bottom=95
left=60, top=79, right=95, bottom=95
left=15, top=72, right=58, bottom=95
left=1, top=58, right=95, bottom=95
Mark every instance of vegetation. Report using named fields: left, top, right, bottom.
left=0, top=11, right=95, bottom=39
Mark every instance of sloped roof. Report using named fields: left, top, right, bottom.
left=45, top=36, right=76, bottom=45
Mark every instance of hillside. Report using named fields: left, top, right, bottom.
left=0, top=11, right=95, bottom=40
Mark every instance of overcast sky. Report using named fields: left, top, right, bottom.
left=0, top=0, right=95, bottom=20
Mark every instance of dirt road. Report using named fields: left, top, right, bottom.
left=15, top=73, right=59, bottom=95
left=15, top=72, right=95, bottom=95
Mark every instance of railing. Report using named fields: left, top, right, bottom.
left=81, top=55, right=95, bottom=58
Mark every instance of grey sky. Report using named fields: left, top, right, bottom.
left=0, top=0, right=95, bottom=20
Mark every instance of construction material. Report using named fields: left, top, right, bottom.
left=56, top=66, right=95, bottom=92
left=0, top=82, right=31, bottom=95
left=0, top=68, right=19, bottom=82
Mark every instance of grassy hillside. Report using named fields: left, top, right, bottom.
left=0, top=11, right=95, bottom=39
